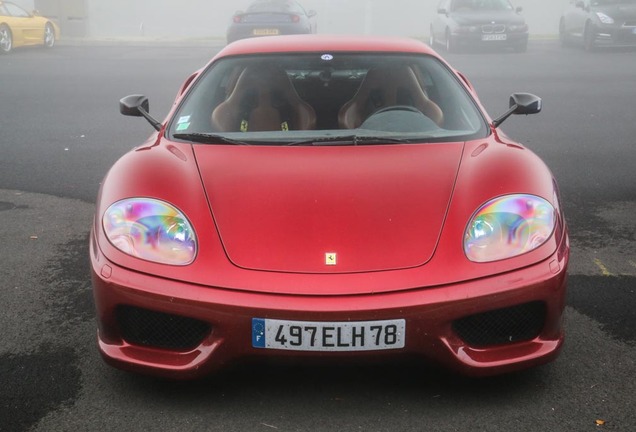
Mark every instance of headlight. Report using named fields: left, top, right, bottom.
left=596, top=12, right=614, bottom=24
left=464, top=194, right=555, bottom=263
left=456, top=25, right=479, bottom=33
left=103, top=198, right=197, bottom=265
left=508, top=24, right=528, bottom=32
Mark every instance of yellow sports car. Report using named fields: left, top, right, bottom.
left=0, top=1, right=60, bottom=54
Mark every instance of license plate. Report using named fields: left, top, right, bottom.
left=253, top=28, right=279, bottom=36
left=482, top=34, right=507, bottom=41
left=252, top=318, right=406, bottom=352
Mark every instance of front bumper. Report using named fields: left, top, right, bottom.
left=91, top=232, right=568, bottom=379
left=226, top=24, right=311, bottom=44
left=592, top=23, right=636, bottom=47
left=452, top=31, right=528, bottom=49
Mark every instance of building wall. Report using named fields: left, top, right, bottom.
left=20, top=0, right=574, bottom=40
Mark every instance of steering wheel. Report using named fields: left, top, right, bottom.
left=360, top=104, right=438, bottom=133
left=371, top=105, right=422, bottom=116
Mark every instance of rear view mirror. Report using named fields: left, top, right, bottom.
left=492, top=93, right=542, bottom=128
left=120, top=94, right=149, bottom=117
left=120, top=94, right=162, bottom=131
left=510, top=93, right=542, bottom=115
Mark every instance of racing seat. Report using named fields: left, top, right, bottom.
left=211, top=66, right=317, bottom=132
left=337, top=65, right=444, bottom=129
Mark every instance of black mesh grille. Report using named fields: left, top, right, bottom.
left=116, top=305, right=210, bottom=350
left=452, top=301, right=546, bottom=347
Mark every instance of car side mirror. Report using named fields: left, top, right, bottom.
left=492, top=93, right=542, bottom=128
left=575, top=1, right=585, bottom=9
left=438, top=8, right=448, bottom=15
left=120, top=94, right=162, bottom=131
left=516, top=6, right=523, bottom=13
left=307, top=10, right=317, bottom=18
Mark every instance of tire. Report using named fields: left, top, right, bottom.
left=44, top=23, right=55, bottom=48
left=0, top=24, right=12, bottom=54
left=583, top=22, right=597, bottom=52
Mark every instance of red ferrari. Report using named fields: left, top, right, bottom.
left=90, top=35, right=569, bottom=379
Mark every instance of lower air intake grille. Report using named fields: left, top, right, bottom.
left=452, top=301, right=546, bottom=347
left=117, top=305, right=210, bottom=350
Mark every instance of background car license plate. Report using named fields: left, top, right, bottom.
left=253, top=28, right=279, bottom=36
left=252, top=318, right=405, bottom=351
left=482, top=34, right=507, bottom=41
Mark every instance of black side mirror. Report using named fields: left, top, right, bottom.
left=438, top=8, right=448, bottom=15
left=120, top=94, right=162, bottom=131
left=492, top=93, right=542, bottom=128
left=307, top=10, right=317, bottom=18
left=120, top=94, right=149, bottom=117
left=575, top=1, right=585, bottom=9
left=510, top=93, right=542, bottom=115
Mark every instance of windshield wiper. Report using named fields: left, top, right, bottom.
left=287, top=134, right=411, bottom=146
left=172, top=133, right=251, bottom=145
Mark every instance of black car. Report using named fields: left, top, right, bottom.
left=430, top=0, right=529, bottom=53
left=560, top=0, right=636, bottom=50
left=226, top=0, right=317, bottom=44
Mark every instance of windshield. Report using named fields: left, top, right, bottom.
left=246, top=0, right=306, bottom=14
left=169, top=53, right=488, bottom=145
left=452, top=0, right=514, bottom=12
left=591, top=0, right=636, bottom=5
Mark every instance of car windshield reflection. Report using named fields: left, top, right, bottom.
left=169, top=53, right=488, bottom=145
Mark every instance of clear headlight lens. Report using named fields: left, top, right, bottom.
left=103, top=198, right=196, bottom=265
left=464, top=194, right=555, bottom=263
left=596, top=12, right=614, bottom=24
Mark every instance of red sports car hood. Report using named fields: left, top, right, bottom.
left=194, top=143, right=463, bottom=273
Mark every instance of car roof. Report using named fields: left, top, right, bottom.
left=217, top=34, right=438, bottom=58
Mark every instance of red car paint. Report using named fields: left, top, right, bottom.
left=91, top=35, right=568, bottom=378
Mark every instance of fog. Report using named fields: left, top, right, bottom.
left=14, top=0, right=571, bottom=40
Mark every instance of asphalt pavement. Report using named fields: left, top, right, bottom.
left=1, top=40, right=635, bottom=432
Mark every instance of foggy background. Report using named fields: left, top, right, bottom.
left=13, top=0, right=571, bottom=40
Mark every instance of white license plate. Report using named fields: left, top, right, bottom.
left=252, top=318, right=406, bottom=352
left=253, top=28, right=279, bottom=36
left=482, top=34, right=507, bottom=41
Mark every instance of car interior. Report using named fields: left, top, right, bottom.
left=337, top=65, right=444, bottom=129
left=211, top=65, right=317, bottom=132
left=173, top=54, right=487, bottom=141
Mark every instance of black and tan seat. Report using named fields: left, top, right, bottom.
left=337, top=65, right=444, bottom=130
left=211, top=65, right=317, bottom=132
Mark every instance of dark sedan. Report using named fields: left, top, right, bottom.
left=560, top=0, right=636, bottom=50
left=430, top=0, right=529, bottom=53
left=226, top=0, right=316, bottom=44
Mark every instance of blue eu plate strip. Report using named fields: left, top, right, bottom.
left=252, top=318, right=266, bottom=348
